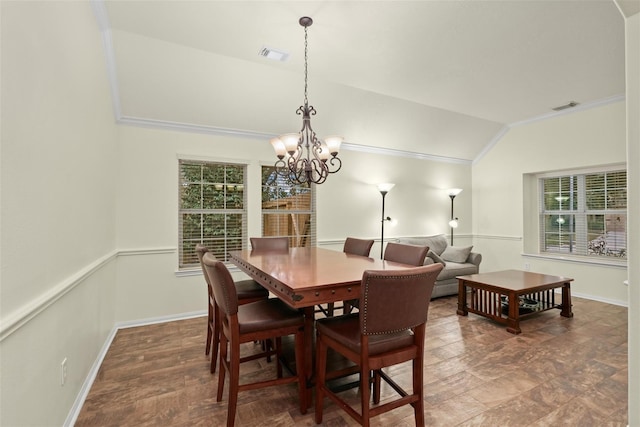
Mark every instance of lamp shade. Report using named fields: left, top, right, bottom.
left=449, top=218, right=459, bottom=228
left=323, top=136, right=343, bottom=155
left=377, top=183, right=395, bottom=193
left=270, top=137, right=287, bottom=159
left=448, top=188, right=463, bottom=197
left=280, top=133, right=301, bottom=154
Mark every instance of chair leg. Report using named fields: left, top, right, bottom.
left=226, top=338, right=241, bottom=427
left=294, top=328, right=307, bottom=415
left=211, top=304, right=221, bottom=373
left=275, top=336, right=283, bottom=378
left=327, top=302, right=335, bottom=317
left=217, top=333, right=227, bottom=402
left=206, top=321, right=213, bottom=356
left=373, top=369, right=381, bottom=404
left=314, top=334, right=327, bottom=424
left=413, top=358, right=425, bottom=426
left=360, top=360, right=371, bottom=427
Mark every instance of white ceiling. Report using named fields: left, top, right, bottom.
left=95, top=0, right=628, bottom=163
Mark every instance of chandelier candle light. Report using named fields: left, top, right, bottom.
left=270, top=17, right=343, bottom=185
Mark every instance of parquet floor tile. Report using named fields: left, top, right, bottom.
left=76, top=296, right=628, bottom=426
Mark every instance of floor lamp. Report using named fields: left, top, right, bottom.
left=378, top=183, right=395, bottom=259
left=448, top=188, right=462, bottom=246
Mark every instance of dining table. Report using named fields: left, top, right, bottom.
left=229, top=246, right=416, bottom=408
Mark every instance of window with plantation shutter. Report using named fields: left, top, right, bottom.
left=539, top=169, right=626, bottom=259
left=261, top=166, right=315, bottom=247
left=179, top=160, right=247, bottom=268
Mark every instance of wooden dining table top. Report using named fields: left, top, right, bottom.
left=229, top=247, right=415, bottom=309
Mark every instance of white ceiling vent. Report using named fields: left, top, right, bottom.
left=259, top=46, right=289, bottom=62
left=552, top=101, right=579, bottom=111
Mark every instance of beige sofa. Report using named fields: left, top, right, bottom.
left=398, top=234, right=482, bottom=298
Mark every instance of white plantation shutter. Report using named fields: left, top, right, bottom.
left=178, top=160, right=247, bottom=268
left=539, top=168, right=626, bottom=259
left=260, top=166, right=316, bottom=247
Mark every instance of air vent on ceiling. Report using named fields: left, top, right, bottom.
left=258, top=46, right=289, bottom=62
left=552, top=101, right=579, bottom=111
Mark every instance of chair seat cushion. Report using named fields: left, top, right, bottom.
left=238, top=299, right=304, bottom=334
left=316, top=314, right=414, bottom=355
left=235, top=279, right=269, bottom=300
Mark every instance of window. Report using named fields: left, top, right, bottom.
left=540, top=169, right=626, bottom=259
left=261, top=166, right=315, bottom=247
left=179, top=160, right=247, bottom=268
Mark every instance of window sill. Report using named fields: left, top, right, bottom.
left=522, top=252, right=627, bottom=269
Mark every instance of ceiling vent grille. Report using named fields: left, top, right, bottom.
left=259, top=46, right=289, bottom=62
left=552, top=101, right=579, bottom=111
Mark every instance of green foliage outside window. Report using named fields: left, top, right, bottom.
left=179, top=161, right=246, bottom=267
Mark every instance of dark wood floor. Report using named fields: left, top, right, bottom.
left=76, top=295, right=628, bottom=426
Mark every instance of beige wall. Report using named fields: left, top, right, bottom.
left=472, top=101, right=628, bottom=305
left=0, top=1, right=636, bottom=425
left=113, top=125, right=473, bottom=321
left=0, top=1, right=118, bottom=425
left=624, top=11, right=639, bottom=427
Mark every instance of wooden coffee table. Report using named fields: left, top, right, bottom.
left=456, top=270, right=573, bottom=334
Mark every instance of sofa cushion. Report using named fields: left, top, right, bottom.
left=399, top=234, right=448, bottom=256
left=436, top=261, right=479, bottom=281
left=441, top=245, right=473, bottom=263
left=426, top=249, right=446, bottom=266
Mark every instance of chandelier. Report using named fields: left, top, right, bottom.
left=269, top=17, right=343, bottom=185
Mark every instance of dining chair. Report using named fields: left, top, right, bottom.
left=383, top=242, right=429, bottom=266
left=314, top=263, right=443, bottom=427
left=347, top=241, right=429, bottom=312
left=323, top=237, right=375, bottom=316
left=195, top=244, right=269, bottom=373
left=249, top=236, right=290, bottom=251
left=202, top=253, right=306, bottom=427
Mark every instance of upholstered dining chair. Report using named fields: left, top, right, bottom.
left=314, top=263, right=443, bottom=427
left=202, top=253, right=306, bottom=427
left=347, top=241, right=429, bottom=313
left=383, top=242, right=429, bottom=266
left=195, top=244, right=269, bottom=373
left=249, top=236, right=290, bottom=251
left=343, top=237, right=375, bottom=258
left=327, top=238, right=375, bottom=316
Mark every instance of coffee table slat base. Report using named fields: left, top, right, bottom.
left=457, top=270, right=573, bottom=334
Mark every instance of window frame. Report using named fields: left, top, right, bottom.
left=260, top=165, right=316, bottom=247
left=536, top=165, right=627, bottom=261
left=178, top=158, right=248, bottom=270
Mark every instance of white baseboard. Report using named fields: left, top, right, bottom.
left=63, top=310, right=207, bottom=426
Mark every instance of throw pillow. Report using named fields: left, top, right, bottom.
left=426, top=250, right=446, bottom=266
left=441, top=245, right=473, bottom=263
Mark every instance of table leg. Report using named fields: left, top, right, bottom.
left=457, top=280, right=469, bottom=316
left=302, top=306, right=315, bottom=410
left=506, top=291, right=521, bottom=334
left=561, top=282, right=574, bottom=318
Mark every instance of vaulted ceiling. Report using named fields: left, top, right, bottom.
left=93, top=0, right=628, bottom=163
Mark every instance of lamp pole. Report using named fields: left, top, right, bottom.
left=378, top=183, right=395, bottom=259
left=448, top=189, right=462, bottom=246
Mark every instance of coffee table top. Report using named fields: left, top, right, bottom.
left=457, top=269, right=573, bottom=292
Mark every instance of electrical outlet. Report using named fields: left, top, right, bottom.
left=61, top=358, right=67, bottom=386
left=524, top=263, right=530, bottom=271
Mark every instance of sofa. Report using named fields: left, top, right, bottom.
left=397, top=234, right=482, bottom=298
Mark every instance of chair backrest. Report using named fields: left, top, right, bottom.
left=202, top=252, right=239, bottom=316
left=250, top=236, right=290, bottom=251
left=383, top=242, right=429, bottom=266
left=359, top=263, right=443, bottom=335
left=343, top=237, right=375, bottom=257
left=195, top=243, right=212, bottom=286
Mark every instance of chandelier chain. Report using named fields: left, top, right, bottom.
left=303, top=25, right=309, bottom=106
